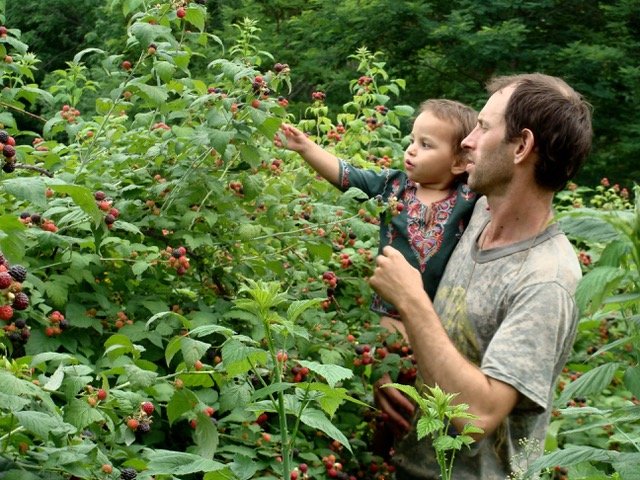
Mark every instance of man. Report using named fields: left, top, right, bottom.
left=369, top=73, right=592, bottom=479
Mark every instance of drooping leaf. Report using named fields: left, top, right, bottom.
left=557, top=362, right=620, bottom=406
left=145, top=449, right=226, bottom=475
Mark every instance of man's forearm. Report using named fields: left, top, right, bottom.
left=397, top=292, right=518, bottom=438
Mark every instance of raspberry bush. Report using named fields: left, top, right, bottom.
left=0, top=2, right=637, bottom=479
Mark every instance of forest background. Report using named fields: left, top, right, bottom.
left=8, top=0, right=640, bottom=189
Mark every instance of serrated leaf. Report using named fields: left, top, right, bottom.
left=557, top=362, right=620, bottom=406
left=0, top=390, right=30, bottom=411
left=42, top=364, right=65, bottom=392
left=528, top=445, right=619, bottom=475
left=146, top=449, right=226, bottom=475
left=306, top=241, right=332, bottom=262
left=63, top=398, right=105, bottom=430
left=1, top=177, right=48, bottom=207
left=221, top=339, right=268, bottom=376
left=193, top=411, right=219, bottom=458
left=167, top=388, right=199, bottom=425
left=181, top=337, right=211, bottom=367
left=219, top=382, right=252, bottom=412
left=189, top=324, right=235, bottom=338
left=15, top=410, right=76, bottom=439
left=154, top=60, right=177, bottom=82
left=256, top=116, right=281, bottom=139
left=50, top=184, right=103, bottom=226
left=415, top=415, right=444, bottom=441
left=299, top=408, right=352, bottom=453
left=134, top=83, right=168, bottom=106
left=123, top=364, right=158, bottom=388
left=296, top=360, right=352, bottom=388
left=576, top=266, right=626, bottom=314
left=228, top=455, right=258, bottom=480
left=624, top=365, right=640, bottom=399
left=251, top=382, right=294, bottom=401
left=185, top=7, right=206, bottom=31
left=286, top=298, right=323, bottom=323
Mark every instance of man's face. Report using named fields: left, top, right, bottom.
left=461, top=86, right=518, bottom=195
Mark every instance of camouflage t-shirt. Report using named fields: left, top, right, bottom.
left=392, top=196, right=581, bottom=479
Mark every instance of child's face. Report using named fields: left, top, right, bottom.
left=404, top=111, right=462, bottom=188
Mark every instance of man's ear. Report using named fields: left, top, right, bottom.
left=514, top=128, right=536, bottom=165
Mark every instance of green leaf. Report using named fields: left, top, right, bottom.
left=50, top=184, right=103, bottom=226
left=63, top=398, right=105, bottom=430
left=299, top=408, right=352, bottom=453
left=296, top=360, right=353, bottom=388
left=557, top=362, right=620, bottom=406
left=286, top=298, right=323, bottom=323
left=575, top=266, right=626, bottom=314
left=15, top=411, right=76, bottom=439
left=256, top=116, right=282, bottom=139
left=167, top=388, right=200, bottom=425
left=193, top=411, right=219, bottom=458
left=146, top=449, right=226, bottom=475
left=416, top=416, right=445, bottom=441
left=103, top=333, right=136, bottom=361
left=181, top=337, right=211, bottom=367
left=0, top=389, right=30, bottom=411
left=189, top=324, right=235, bottom=338
left=228, top=455, right=258, bottom=480
left=306, top=241, right=332, bottom=262
left=154, top=60, right=177, bottom=82
left=1, top=177, right=48, bottom=207
left=133, top=83, right=169, bottom=106
left=623, top=365, right=640, bottom=399
left=221, top=339, right=267, bottom=376
left=528, top=445, right=619, bottom=475
left=185, top=6, right=206, bottom=31
left=42, top=363, right=65, bottom=392
left=123, top=364, right=158, bottom=388
left=30, top=352, right=76, bottom=368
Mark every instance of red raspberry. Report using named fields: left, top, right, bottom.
left=2, top=144, right=15, bottom=158
left=97, top=389, right=108, bottom=401
left=0, top=272, right=12, bottom=289
left=0, top=304, right=13, bottom=321
left=141, top=401, right=155, bottom=415
left=126, top=418, right=139, bottom=431
left=12, top=292, right=29, bottom=310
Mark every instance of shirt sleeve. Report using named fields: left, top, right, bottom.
left=336, top=159, right=401, bottom=198
left=480, top=281, right=578, bottom=411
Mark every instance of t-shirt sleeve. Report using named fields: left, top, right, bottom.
left=480, top=281, right=578, bottom=411
left=336, top=159, right=398, bottom=198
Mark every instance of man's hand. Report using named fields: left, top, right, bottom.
left=369, top=246, right=425, bottom=308
left=374, top=373, right=415, bottom=435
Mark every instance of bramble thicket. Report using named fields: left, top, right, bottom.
left=0, top=2, right=638, bottom=480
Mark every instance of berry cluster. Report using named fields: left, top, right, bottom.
left=289, top=462, right=308, bottom=480
left=268, top=158, right=283, bottom=175
left=365, top=116, right=381, bottom=131
left=18, top=211, right=58, bottom=232
left=273, top=62, right=290, bottom=75
left=126, top=401, right=155, bottom=434
left=277, top=96, right=289, bottom=107
left=290, top=364, right=310, bottom=383
left=228, top=180, right=244, bottom=195
left=375, top=105, right=389, bottom=115
left=120, top=467, right=137, bottom=480
left=0, top=256, right=30, bottom=322
left=45, top=310, right=69, bottom=336
left=0, top=130, right=17, bottom=173
left=163, top=246, right=190, bottom=276
left=60, top=104, right=81, bottom=123
left=114, top=310, right=133, bottom=329
left=311, top=91, right=326, bottom=102
left=386, top=195, right=404, bottom=216
left=352, top=344, right=373, bottom=366
left=357, top=75, right=373, bottom=86
left=321, top=454, right=349, bottom=479
left=94, top=191, right=120, bottom=228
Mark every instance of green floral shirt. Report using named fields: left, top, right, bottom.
left=337, top=160, right=477, bottom=315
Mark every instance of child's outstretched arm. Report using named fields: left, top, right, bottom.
left=274, top=123, right=340, bottom=185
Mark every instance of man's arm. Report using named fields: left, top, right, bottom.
left=274, top=123, right=340, bottom=185
left=369, top=246, right=519, bottom=438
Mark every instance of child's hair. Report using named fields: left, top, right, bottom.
left=418, top=99, right=478, bottom=161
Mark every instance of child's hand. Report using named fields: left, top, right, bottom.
left=273, top=123, right=310, bottom=153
